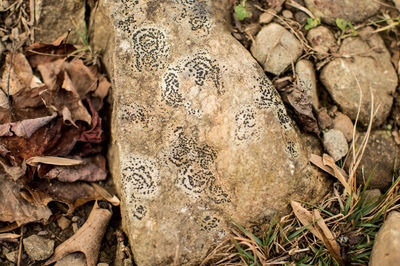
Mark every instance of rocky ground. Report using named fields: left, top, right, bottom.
left=0, top=0, right=400, bottom=265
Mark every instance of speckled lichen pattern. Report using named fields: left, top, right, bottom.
left=173, top=0, right=211, bottom=35
left=234, top=105, right=261, bottom=143
left=161, top=52, right=223, bottom=117
left=167, top=127, right=230, bottom=203
left=121, top=155, right=161, bottom=221
left=253, top=75, right=292, bottom=130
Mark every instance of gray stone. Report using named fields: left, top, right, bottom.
left=295, top=59, right=319, bottom=110
left=323, top=129, right=348, bottom=161
left=347, top=131, right=400, bottom=191
left=306, top=26, right=337, bottom=58
left=332, top=112, right=353, bottom=142
left=35, top=0, right=85, bottom=44
left=320, top=28, right=398, bottom=127
left=5, top=250, right=18, bottom=263
left=370, top=211, right=400, bottom=266
left=23, top=235, right=54, bottom=261
left=304, top=0, right=381, bottom=25
left=251, top=23, right=303, bottom=75
left=94, top=1, right=329, bottom=265
left=55, top=253, right=86, bottom=266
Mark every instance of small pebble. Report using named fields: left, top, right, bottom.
left=294, top=11, right=308, bottom=24
left=37, top=230, right=49, bottom=236
left=71, top=216, right=80, bottom=222
left=57, top=216, right=71, bottom=230
left=282, top=10, right=293, bottom=19
left=72, top=223, right=79, bottom=233
left=98, top=263, right=109, bottom=266
left=5, top=250, right=18, bottom=263
left=323, top=129, right=348, bottom=161
left=259, top=9, right=276, bottom=24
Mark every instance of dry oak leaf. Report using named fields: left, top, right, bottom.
left=0, top=173, right=51, bottom=225
left=0, top=113, right=57, bottom=138
left=45, top=202, right=112, bottom=266
left=1, top=53, right=33, bottom=96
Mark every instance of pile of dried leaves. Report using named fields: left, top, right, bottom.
left=0, top=35, right=119, bottom=265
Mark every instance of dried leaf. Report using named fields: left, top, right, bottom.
left=322, top=154, right=354, bottom=199
left=26, top=156, right=83, bottom=167
left=25, top=180, right=113, bottom=215
left=0, top=160, right=26, bottom=181
left=1, top=53, right=33, bottom=96
left=313, top=209, right=343, bottom=265
left=0, top=113, right=57, bottom=138
left=26, top=34, right=76, bottom=68
left=285, top=86, right=320, bottom=135
left=290, top=201, right=322, bottom=239
left=0, top=174, right=51, bottom=225
left=91, top=183, right=120, bottom=206
left=0, top=233, right=20, bottom=240
left=45, top=202, right=112, bottom=266
left=44, top=155, right=106, bottom=182
left=79, top=99, right=103, bottom=143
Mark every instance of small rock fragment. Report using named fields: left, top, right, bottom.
left=72, top=223, right=79, bottom=233
left=304, top=0, right=381, bottom=25
left=71, top=216, right=80, bottom=222
left=370, top=211, right=400, bottom=266
left=363, top=189, right=382, bottom=203
left=57, top=216, right=71, bottom=230
left=323, top=129, right=348, bottom=161
left=317, top=108, right=333, bottom=130
left=55, top=253, right=86, bottom=266
left=306, top=26, right=337, bottom=58
left=295, top=59, right=319, bottom=110
left=5, top=250, right=18, bottom=263
left=294, top=11, right=308, bottom=24
left=251, top=23, right=303, bottom=75
left=98, top=263, right=109, bottom=266
left=333, top=112, right=353, bottom=142
left=259, top=9, right=276, bottom=24
left=23, top=235, right=54, bottom=261
left=123, top=258, right=134, bottom=266
left=282, top=10, right=293, bottom=19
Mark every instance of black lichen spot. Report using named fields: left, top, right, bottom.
left=184, top=56, right=221, bottom=90
left=132, top=27, right=170, bottom=71
left=132, top=203, right=147, bottom=220
left=121, top=156, right=160, bottom=197
left=168, top=127, right=229, bottom=203
left=285, top=141, right=299, bottom=158
left=200, top=215, right=220, bottom=231
left=119, top=103, right=149, bottom=125
left=174, top=0, right=211, bottom=35
left=161, top=72, right=183, bottom=107
left=234, top=105, right=259, bottom=142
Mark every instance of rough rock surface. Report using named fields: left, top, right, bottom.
left=251, top=23, right=303, bottom=75
left=320, top=28, right=398, bottom=127
left=23, top=235, right=54, bottom=261
left=347, top=131, right=400, bottom=190
left=295, top=59, right=319, bottom=110
left=94, top=1, right=329, bottom=265
left=306, top=26, right=337, bottom=58
left=370, top=211, right=400, bottom=266
left=35, top=0, right=85, bottom=44
left=304, top=0, right=381, bottom=25
left=323, top=129, right=348, bottom=161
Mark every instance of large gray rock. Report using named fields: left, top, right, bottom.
left=320, top=28, right=398, bottom=127
left=251, top=23, right=303, bottom=75
left=304, top=0, right=381, bottom=25
left=370, top=211, right=400, bottom=266
left=94, top=1, right=329, bottom=265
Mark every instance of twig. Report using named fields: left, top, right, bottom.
left=17, top=225, right=24, bottom=266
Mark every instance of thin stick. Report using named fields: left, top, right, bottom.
left=17, top=225, right=24, bottom=266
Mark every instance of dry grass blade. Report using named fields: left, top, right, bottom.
left=0, top=233, right=20, bottom=240
left=26, top=156, right=83, bottom=166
